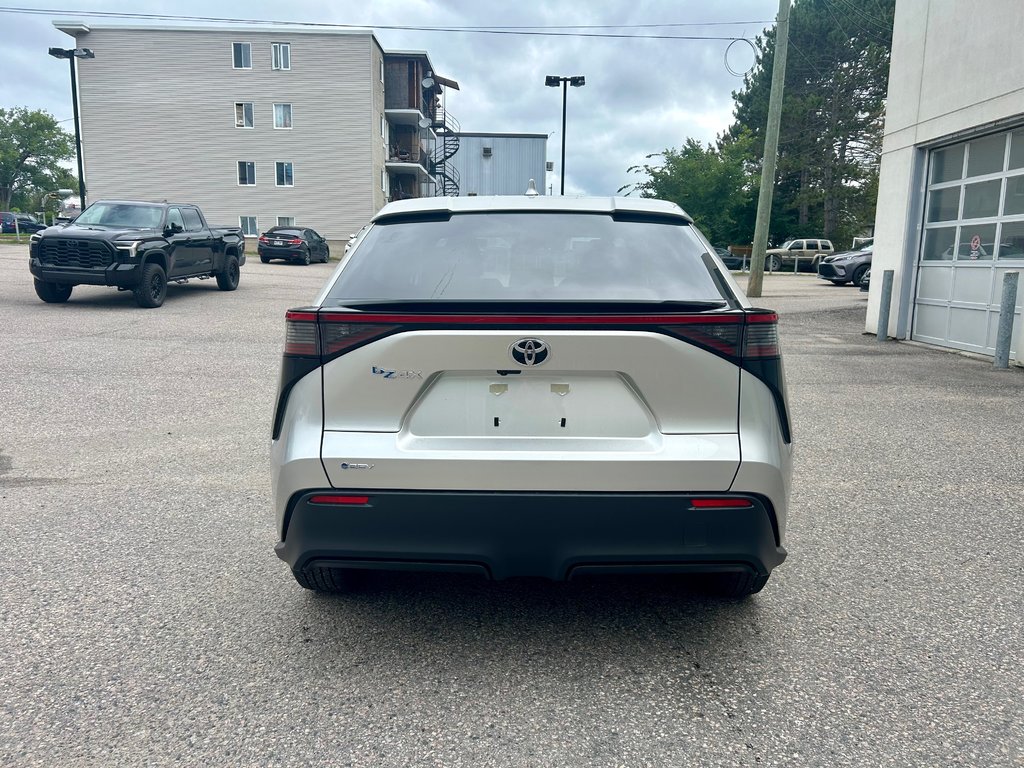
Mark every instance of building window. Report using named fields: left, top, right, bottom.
left=234, top=102, right=254, bottom=128
left=276, top=162, right=294, bottom=187
left=232, top=42, right=251, bottom=69
left=237, top=161, right=256, bottom=186
left=277, top=216, right=295, bottom=227
left=239, top=216, right=258, bottom=236
left=380, top=115, right=387, bottom=141
left=272, top=42, right=291, bottom=71
left=382, top=170, right=388, bottom=194
left=380, top=59, right=385, bottom=83
left=274, top=103, right=292, bottom=129
left=922, top=129, right=1024, bottom=262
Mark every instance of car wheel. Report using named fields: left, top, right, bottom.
left=134, top=263, right=167, bottom=308
left=322, top=245, right=330, bottom=263
left=33, top=279, right=73, bottom=304
left=767, top=255, right=782, bottom=272
left=260, top=255, right=270, bottom=264
left=217, top=254, right=240, bottom=291
left=852, top=265, right=869, bottom=287
left=301, top=249, right=311, bottom=266
left=705, top=571, right=770, bottom=598
left=292, top=566, right=360, bottom=593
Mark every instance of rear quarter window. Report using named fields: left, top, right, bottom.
left=326, top=212, right=726, bottom=303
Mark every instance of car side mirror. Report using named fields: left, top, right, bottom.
left=164, top=222, right=183, bottom=236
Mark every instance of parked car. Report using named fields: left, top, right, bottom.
left=271, top=195, right=793, bottom=598
left=1, top=212, right=46, bottom=234
left=860, top=268, right=871, bottom=291
left=764, top=238, right=834, bottom=272
left=714, top=245, right=746, bottom=270
left=29, top=200, right=245, bottom=308
left=258, top=227, right=330, bottom=265
left=817, top=244, right=872, bottom=286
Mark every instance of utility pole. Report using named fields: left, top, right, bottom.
left=746, top=0, right=791, bottom=298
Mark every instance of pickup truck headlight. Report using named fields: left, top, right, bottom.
left=116, top=240, right=143, bottom=259
left=30, top=232, right=42, bottom=244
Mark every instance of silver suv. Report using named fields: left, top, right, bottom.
left=272, top=196, right=792, bottom=597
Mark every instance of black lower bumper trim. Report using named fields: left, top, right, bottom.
left=276, top=490, right=786, bottom=581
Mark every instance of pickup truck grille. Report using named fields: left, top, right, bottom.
left=39, top=238, right=115, bottom=269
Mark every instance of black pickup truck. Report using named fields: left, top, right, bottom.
left=29, top=200, right=245, bottom=308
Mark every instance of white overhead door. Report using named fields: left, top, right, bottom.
left=914, top=127, right=1024, bottom=356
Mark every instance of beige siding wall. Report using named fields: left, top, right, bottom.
left=70, top=27, right=377, bottom=240
left=370, top=40, right=388, bottom=212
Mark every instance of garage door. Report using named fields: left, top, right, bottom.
left=914, top=128, right=1024, bottom=356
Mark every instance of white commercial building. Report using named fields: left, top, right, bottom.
left=868, top=0, right=1024, bottom=362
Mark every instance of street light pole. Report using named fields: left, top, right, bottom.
left=545, top=75, right=585, bottom=195
left=48, top=47, right=94, bottom=208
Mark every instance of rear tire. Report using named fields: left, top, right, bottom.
left=216, top=254, right=240, bottom=291
left=705, top=571, right=770, bottom=598
left=301, top=249, right=311, bottom=266
left=260, top=255, right=270, bottom=264
left=292, top=566, right=359, bottom=593
left=134, top=263, right=166, bottom=308
left=767, top=255, right=782, bottom=272
left=322, top=245, right=330, bottom=263
left=33, top=279, right=73, bottom=304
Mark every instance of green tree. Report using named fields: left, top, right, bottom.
left=620, top=131, right=758, bottom=246
left=729, top=0, right=894, bottom=246
left=0, top=107, right=75, bottom=211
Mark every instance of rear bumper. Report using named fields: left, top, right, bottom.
left=275, top=490, right=786, bottom=581
left=259, top=246, right=305, bottom=260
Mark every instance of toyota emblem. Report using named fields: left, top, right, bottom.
left=510, top=338, right=550, bottom=366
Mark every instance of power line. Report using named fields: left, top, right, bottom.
left=0, top=6, right=764, bottom=41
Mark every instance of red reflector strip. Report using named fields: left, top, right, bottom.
left=285, top=310, right=318, bottom=323
left=309, top=495, right=369, bottom=505
left=691, top=498, right=754, bottom=509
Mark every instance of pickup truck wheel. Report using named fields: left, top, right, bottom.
left=301, top=249, right=311, bottom=266
left=767, top=255, right=782, bottom=272
left=134, top=263, right=166, bottom=308
left=216, top=254, right=240, bottom=291
left=33, top=279, right=73, bottom=304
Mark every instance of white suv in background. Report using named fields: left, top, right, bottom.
left=271, top=196, right=793, bottom=597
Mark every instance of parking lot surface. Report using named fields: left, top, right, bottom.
left=1, top=243, right=1022, bottom=766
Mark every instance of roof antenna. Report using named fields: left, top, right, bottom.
left=525, top=179, right=539, bottom=197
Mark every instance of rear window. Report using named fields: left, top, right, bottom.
left=268, top=228, right=303, bottom=238
left=326, top=212, right=725, bottom=302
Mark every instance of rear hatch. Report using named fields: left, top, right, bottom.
left=282, top=206, right=785, bottom=491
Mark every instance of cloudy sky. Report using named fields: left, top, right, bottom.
left=1, top=0, right=778, bottom=196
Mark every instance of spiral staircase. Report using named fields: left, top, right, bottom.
left=432, top=108, right=461, bottom=197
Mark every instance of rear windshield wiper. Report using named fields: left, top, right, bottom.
left=327, top=299, right=730, bottom=313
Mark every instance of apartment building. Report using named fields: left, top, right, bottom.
left=54, top=21, right=459, bottom=240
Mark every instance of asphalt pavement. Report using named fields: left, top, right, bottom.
left=1, top=244, right=1022, bottom=767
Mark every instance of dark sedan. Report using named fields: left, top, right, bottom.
left=1, top=212, right=46, bottom=234
left=258, top=227, right=330, bottom=265
left=817, top=245, right=872, bottom=286
left=714, top=246, right=747, bottom=270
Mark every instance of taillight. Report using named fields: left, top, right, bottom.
left=258, top=235, right=269, bottom=244
left=740, top=311, right=791, bottom=444
left=289, top=238, right=303, bottom=245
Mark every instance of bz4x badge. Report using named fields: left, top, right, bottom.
left=372, top=366, right=423, bottom=380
